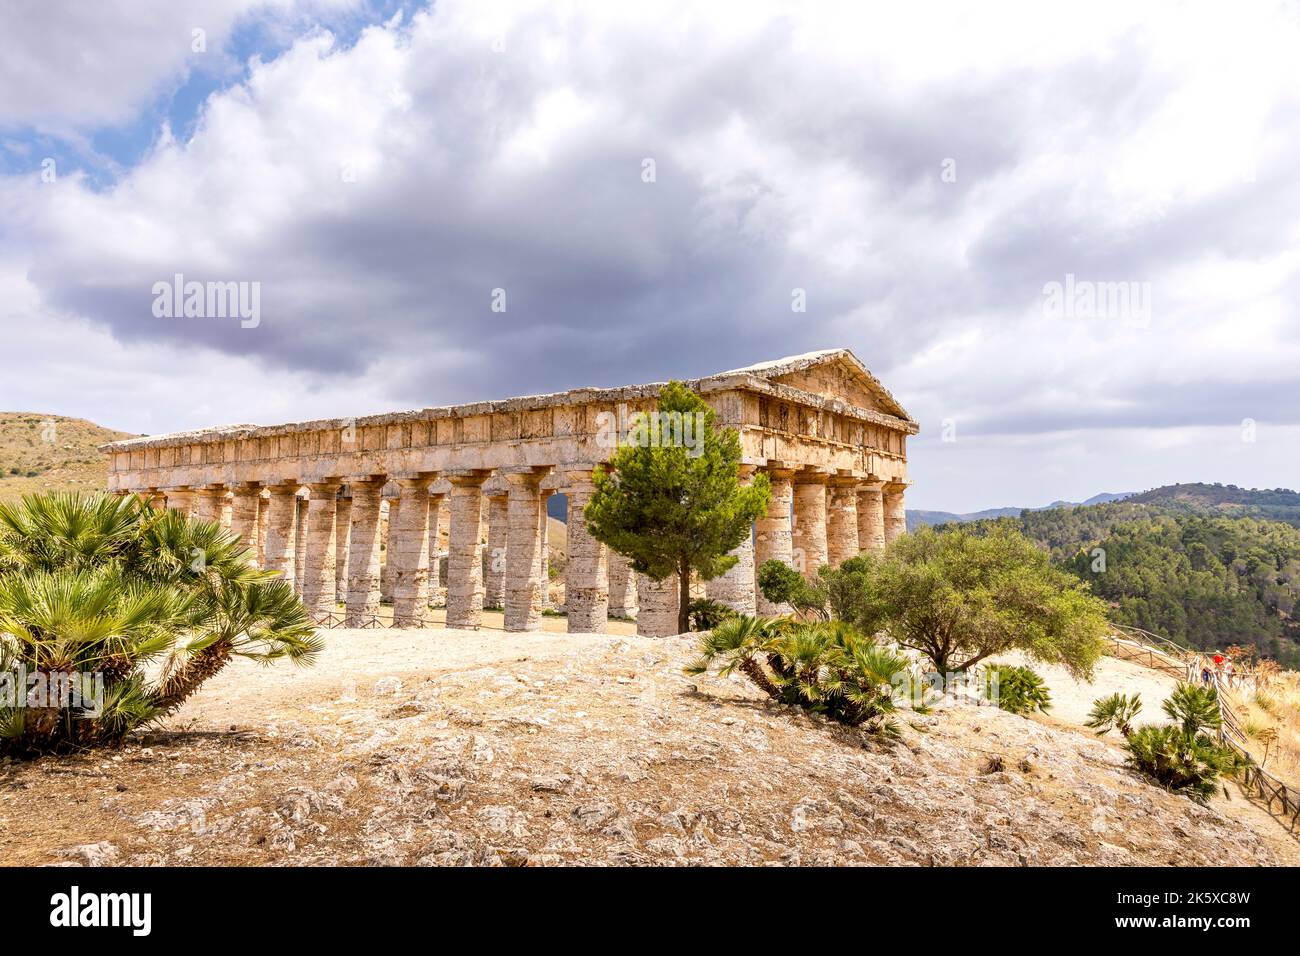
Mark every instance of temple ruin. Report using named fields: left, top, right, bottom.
left=100, top=349, right=916, bottom=636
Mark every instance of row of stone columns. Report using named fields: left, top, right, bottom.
left=730, top=469, right=908, bottom=617
left=141, top=466, right=905, bottom=637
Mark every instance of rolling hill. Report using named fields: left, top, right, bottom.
left=0, top=412, right=135, bottom=503
left=947, top=485, right=1300, bottom=666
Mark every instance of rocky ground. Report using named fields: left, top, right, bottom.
left=3, top=628, right=1297, bottom=867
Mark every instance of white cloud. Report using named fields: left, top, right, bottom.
left=2, top=0, right=1298, bottom=508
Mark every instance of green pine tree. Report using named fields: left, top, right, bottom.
left=584, top=381, right=771, bottom=634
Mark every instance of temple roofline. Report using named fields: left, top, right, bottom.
left=100, top=348, right=917, bottom=453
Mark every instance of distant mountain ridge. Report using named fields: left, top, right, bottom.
left=908, top=491, right=1135, bottom=531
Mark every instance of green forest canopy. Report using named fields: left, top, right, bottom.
left=948, top=486, right=1300, bottom=668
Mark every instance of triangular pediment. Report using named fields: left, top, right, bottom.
left=718, top=349, right=913, bottom=422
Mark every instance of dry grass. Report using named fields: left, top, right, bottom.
left=0, top=412, right=134, bottom=503
left=1233, top=671, right=1300, bottom=789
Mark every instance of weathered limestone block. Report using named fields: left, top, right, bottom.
left=706, top=464, right=757, bottom=615
left=294, top=495, right=308, bottom=595
left=193, top=486, right=225, bottom=524
left=792, top=472, right=829, bottom=579
left=826, top=478, right=860, bottom=567
left=345, top=480, right=385, bottom=627
left=883, top=482, right=908, bottom=543
left=503, top=470, right=547, bottom=632
left=334, top=495, right=352, bottom=597
left=483, top=492, right=509, bottom=608
left=229, top=484, right=261, bottom=564
left=262, top=483, right=300, bottom=584
left=607, top=550, right=638, bottom=617
left=636, top=573, right=679, bottom=637
left=165, top=488, right=195, bottom=517
left=564, top=470, right=608, bottom=633
left=445, top=471, right=490, bottom=629
left=755, top=468, right=794, bottom=615
left=857, top=481, right=886, bottom=553
left=391, top=477, right=433, bottom=628
left=301, top=483, right=340, bottom=616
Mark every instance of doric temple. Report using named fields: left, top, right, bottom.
left=100, top=349, right=917, bottom=636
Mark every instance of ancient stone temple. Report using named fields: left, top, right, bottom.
left=101, top=349, right=916, bottom=636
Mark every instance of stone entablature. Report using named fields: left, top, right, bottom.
left=101, top=349, right=917, bottom=636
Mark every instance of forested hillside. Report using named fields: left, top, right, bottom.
left=951, top=488, right=1300, bottom=667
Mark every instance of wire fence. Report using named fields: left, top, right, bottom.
left=1106, top=625, right=1299, bottom=830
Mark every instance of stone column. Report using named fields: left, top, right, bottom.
left=564, top=468, right=608, bottom=633
left=754, top=467, right=794, bottom=615
left=294, top=495, right=308, bottom=595
left=263, top=483, right=300, bottom=584
left=792, top=471, right=829, bottom=579
left=165, top=488, right=195, bottom=517
left=193, top=486, right=225, bottom=524
left=391, top=477, right=434, bottom=627
left=483, top=491, right=509, bottom=609
left=256, top=493, right=269, bottom=567
left=229, top=484, right=261, bottom=564
left=502, top=469, right=547, bottom=632
left=706, top=464, right=757, bottom=616
left=427, top=493, right=446, bottom=601
left=148, top=491, right=167, bottom=510
left=883, top=482, right=908, bottom=544
left=344, top=479, right=385, bottom=627
left=636, top=573, right=679, bottom=637
left=607, top=551, right=638, bottom=618
left=300, top=483, right=340, bottom=617
left=539, top=505, right=553, bottom=610
left=826, top=477, right=860, bottom=567
left=857, top=481, right=886, bottom=554
left=334, top=495, right=352, bottom=598
left=379, top=497, right=397, bottom=603
left=445, top=471, right=490, bottom=630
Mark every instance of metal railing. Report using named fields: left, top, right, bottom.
left=1105, top=625, right=1299, bottom=830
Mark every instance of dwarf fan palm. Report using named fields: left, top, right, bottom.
left=0, top=492, right=319, bottom=757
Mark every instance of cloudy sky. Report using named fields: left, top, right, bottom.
left=1, top=0, right=1297, bottom=512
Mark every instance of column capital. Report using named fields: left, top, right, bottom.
left=793, top=466, right=833, bottom=484
left=306, top=481, right=342, bottom=497
left=858, top=479, right=886, bottom=492
left=390, top=471, right=438, bottom=483
left=883, top=480, right=910, bottom=493
left=445, top=468, right=493, bottom=487
left=559, top=462, right=604, bottom=489
left=345, top=477, right=386, bottom=494
left=394, top=475, right=435, bottom=493
left=502, top=466, right=549, bottom=488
